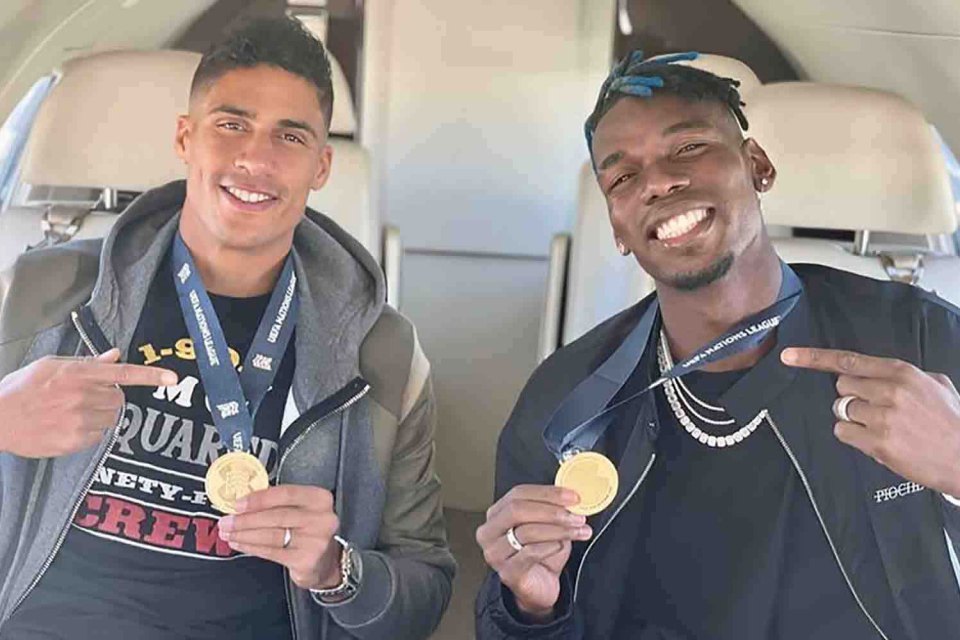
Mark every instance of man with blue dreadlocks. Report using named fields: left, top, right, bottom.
left=475, top=50, right=960, bottom=639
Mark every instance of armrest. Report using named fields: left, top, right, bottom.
left=381, top=224, right=403, bottom=309
left=537, top=233, right=571, bottom=363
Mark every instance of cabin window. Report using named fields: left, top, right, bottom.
left=933, top=127, right=960, bottom=253
left=0, top=74, right=56, bottom=211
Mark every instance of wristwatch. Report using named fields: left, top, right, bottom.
left=310, top=535, right=362, bottom=604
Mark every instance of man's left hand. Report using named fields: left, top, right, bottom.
left=781, top=347, right=960, bottom=497
left=217, top=485, right=342, bottom=590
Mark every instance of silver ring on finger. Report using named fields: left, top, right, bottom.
left=282, top=527, right=293, bottom=549
left=506, top=526, right=524, bottom=553
left=833, top=395, right=858, bottom=422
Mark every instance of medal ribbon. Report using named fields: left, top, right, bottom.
left=543, top=262, right=803, bottom=461
left=172, top=233, right=299, bottom=453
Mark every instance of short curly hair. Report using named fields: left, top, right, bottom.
left=190, top=16, right=334, bottom=128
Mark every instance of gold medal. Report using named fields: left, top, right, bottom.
left=205, top=450, right=269, bottom=514
left=554, top=451, right=619, bottom=516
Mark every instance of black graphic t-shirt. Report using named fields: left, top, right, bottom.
left=4, top=251, right=296, bottom=640
left=613, top=365, right=884, bottom=639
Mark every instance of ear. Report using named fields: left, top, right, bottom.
left=311, top=144, right=334, bottom=191
left=174, top=114, right=191, bottom=163
left=743, top=138, right=776, bottom=193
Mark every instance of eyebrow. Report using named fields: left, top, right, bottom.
left=278, top=118, right=319, bottom=141
left=209, top=104, right=252, bottom=118
left=598, top=151, right=624, bottom=172
left=662, top=119, right=714, bottom=136
left=209, top=104, right=319, bottom=141
left=597, top=119, right=716, bottom=171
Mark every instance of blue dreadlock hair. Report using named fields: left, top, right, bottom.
left=584, top=51, right=749, bottom=160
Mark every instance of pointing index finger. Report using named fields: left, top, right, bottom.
left=780, top=347, right=896, bottom=378
left=85, top=361, right=179, bottom=387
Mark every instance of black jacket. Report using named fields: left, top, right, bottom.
left=476, top=264, right=960, bottom=640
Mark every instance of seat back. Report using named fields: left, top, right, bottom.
left=305, top=57, right=377, bottom=257
left=559, top=163, right=656, bottom=345
left=749, top=82, right=960, bottom=305
left=0, top=50, right=195, bottom=265
left=539, top=55, right=763, bottom=357
left=1, top=48, right=373, bottom=269
left=19, top=50, right=196, bottom=193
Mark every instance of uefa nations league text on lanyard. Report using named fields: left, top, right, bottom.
left=544, top=262, right=802, bottom=516
left=172, top=234, right=299, bottom=514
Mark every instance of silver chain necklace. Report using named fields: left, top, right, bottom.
left=657, top=330, right=766, bottom=448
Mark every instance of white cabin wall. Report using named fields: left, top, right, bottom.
left=362, top=0, right=615, bottom=511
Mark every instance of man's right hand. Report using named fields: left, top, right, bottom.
left=0, top=348, right=178, bottom=458
left=476, top=485, right=592, bottom=622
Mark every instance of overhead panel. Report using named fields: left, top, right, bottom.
left=732, top=0, right=960, bottom=152
left=0, top=0, right=216, bottom=124
left=733, top=0, right=960, bottom=37
left=616, top=0, right=798, bottom=83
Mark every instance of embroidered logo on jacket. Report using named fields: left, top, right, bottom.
left=874, top=481, right=925, bottom=504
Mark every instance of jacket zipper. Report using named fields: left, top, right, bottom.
left=573, top=453, right=656, bottom=602
left=12, top=311, right=371, bottom=638
left=9, top=311, right=122, bottom=616
left=276, top=382, right=371, bottom=640
left=766, top=413, right=888, bottom=640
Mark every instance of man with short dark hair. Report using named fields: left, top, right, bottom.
left=475, top=51, right=960, bottom=639
left=0, top=17, right=453, bottom=639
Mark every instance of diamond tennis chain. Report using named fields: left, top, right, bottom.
left=657, top=330, right=765, bottom=448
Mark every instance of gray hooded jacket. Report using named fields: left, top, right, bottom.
left=0, top=180, right=455, bottom=639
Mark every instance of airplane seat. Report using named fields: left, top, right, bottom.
left=0, top=50, right=399, bottom=306
left=306, top=54, right=374, bottom=258
left=303, top=59, right=403, bottom=307
left=538, top=55, right=763, bottom=362
left=748, top=82, right=960, bottom=306
left=0, top=49, right=197, bottom=266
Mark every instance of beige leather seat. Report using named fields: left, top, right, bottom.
left=0, top=49, right=199, bottom=263
left=749, top=82, right=959, bottom=305
left=0, top=48, right=400, bottom=305
left=539, top=55, right=763, bottom=361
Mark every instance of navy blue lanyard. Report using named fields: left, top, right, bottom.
left=542, top=262, right=803, bottom=461
left=172, top=234, right=299, bottom=452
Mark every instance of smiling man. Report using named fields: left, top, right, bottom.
left=475, top=51, right=960, bottom=639
left=0, top=17, right=453, bottom=640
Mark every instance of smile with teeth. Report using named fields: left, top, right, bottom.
left=655, top=208, right=710, bottom=241
left=223, top=186, right=276, bottom=204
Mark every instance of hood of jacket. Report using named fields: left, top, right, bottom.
left=86, top=179, right=386, bottom=408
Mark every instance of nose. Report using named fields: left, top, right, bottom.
left=233, top=130, right=276, bottom=175
left=639, top=162, right=689, bottom=205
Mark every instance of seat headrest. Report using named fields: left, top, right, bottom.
left=749, top=82, right=956, bottom=235
left=676, top=54, right=762, bottom=98
left=327, top=57, right=357, bottom=137
left=20, top=50, right=197, bottom=192
left=563, top=162, right=655, bottom=344
left=20, top=48, right=357, bottom=192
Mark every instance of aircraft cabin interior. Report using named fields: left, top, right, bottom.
left=1, top=1, right=959, bottom=638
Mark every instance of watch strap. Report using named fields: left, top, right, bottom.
left=310, top=535, right=361, bottom=605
